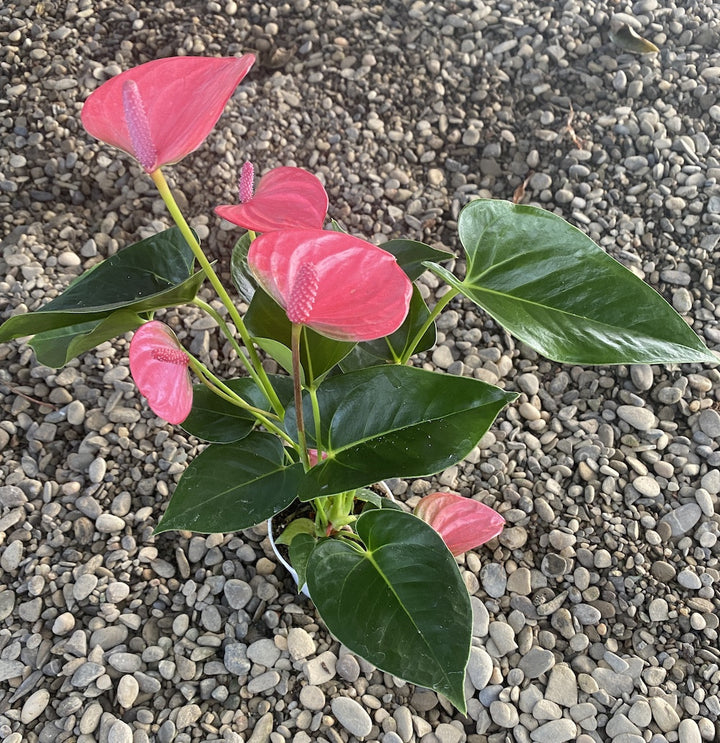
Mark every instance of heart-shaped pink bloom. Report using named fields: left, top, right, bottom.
left=129, top=321, right=193, bottom=424
left=81, top=55, right=255, bottom=173
left=414, top=492, right=505, bottom=556
left=215, top=166, right=329, bottom=232
left=248, top=229, right=412, bottom=342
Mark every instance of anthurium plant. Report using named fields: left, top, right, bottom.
left=1, top=55, right=716, bottom=712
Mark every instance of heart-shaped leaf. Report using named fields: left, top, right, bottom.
left=427, top=200, right=715, bottom=365
left=181, top=375, right=293, bottom=443
left=28, top=309, right=145, bottom=367
left=307, top=509, right=471, bottom=711
left=155, top=432, right=303, bottom=533
left=230, top=231, right=257, bottom=304
left=289, top=365, right=516, bottom=499
left=379, top=238, right=453, bottom=280
left=0, top=227, right=204, bottom=341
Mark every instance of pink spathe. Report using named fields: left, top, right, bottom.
left=414, top=492, right=505, bottom=556
left=215, top=166, right=329, bottom=232
left=81, top=55, right=255, bottom=173
left=248, top=229, right=412, bottom=342
left=129, top=321, right=193, bottom=425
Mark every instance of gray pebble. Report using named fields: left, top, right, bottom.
left=224, top=579, right=253, bottom=609
left=660, top=503, right=702, bottom=536
left=616, top=405, right=657, bottom=432
left=467, top=646, right=493, bottom=690
left=20, top=689, right=50, bottom=724
left=247, top=638, right=281, bottom=667
left=108, top=720, right=133, bottom=743
left=480, top=563, right=507, bottom=597
left=490, top=700, right=519, bottom=727
left=287, top=628, right=316, bottom=660
left=519, top=647, right=555, bottom=678
left=331, top=697, right=372, bottom=738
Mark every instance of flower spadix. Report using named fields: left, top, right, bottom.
left=215, top=166, right=329, bottom=232
left=81, top=55, right=255, bottom=173
left=248, top=230, right=412, bottom=341
left=414, top=492, right=505, bottom=556
left=129, top=321, right=193, bottom=425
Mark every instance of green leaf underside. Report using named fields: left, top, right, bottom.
left=429, top=200, right=715, bottom=365
left=155, top=432, right=303, bottom=534
left=288, top=532, right=316, bottom=591
left=230, top=231, right=257, bottom=304
left=307, top=509, right=470, bottom=711
left=379, top=239, right=453, bottom=281
left=0, top=228, right=203, bottom=341
left=28, top=310, right=144, bottom=368
left=246, top=288, right=355, bottom=383
left=292, top=366, right=516, bottom=499
left=181, top=375, right=293, bottom=443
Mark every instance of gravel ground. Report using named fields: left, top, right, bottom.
left=2, top=1, right=720, bottom=742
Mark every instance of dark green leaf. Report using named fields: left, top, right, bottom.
left=28, top=310, right=144, bottom=368
left=155, top=432, right=303, bottom=534
left=0, top=227, right=204, bottom=341
left=290, top=365, right=516, bottom=499
left=307, top=509, right=471, bottom=711
left=181, top=376, right=289, bottom=443
left=289, top=532, right=316, bottom=591
left=379, top=238, right=453, bottom=280
left=427, top=200, right=716, bottom=365
left=246, top=288, right=355, bottom=383
left=230, top=231, right=257, bottom=304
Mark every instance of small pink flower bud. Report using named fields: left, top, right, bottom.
left=129, top=321, right=193, bottom=424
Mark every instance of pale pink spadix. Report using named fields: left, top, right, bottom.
left=216, top=166, right=329, bottom=233
left=286, top=263, right=320, bottom=324
left=122, top=80, right=157, bottom=172
left=248, top=229, right=412, bottom=342
left=414, top=492, right=505, bottom=556
left=238, top=161, right=255, bottom=204
left=129, top=321, right=193, bottom=425
left=81, top=55, right=255, bottom=173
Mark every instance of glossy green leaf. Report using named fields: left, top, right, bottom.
left=181, top=376, right=293, bottom=443
left=290, top=366, right=516, bottom=499
left=230, top=231, right=257, bottom=304
left=307, top=509, right=471, bottom=711
left=289, top=532, right=316, bottom=591
left=246, top=288, right=355, bottom=383
left=28, top=310, right=144, bottom=368
left=155, top=432, right=303, bottom=534
left=380, top=238, right=453, bottom=281
left=427, top=200, right=716, bottom=365
left=342, top=286, right=435, bottom=370
left=0, top=227, right=204, bottom=341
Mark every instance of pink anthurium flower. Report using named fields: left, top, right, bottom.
left=81, top=55, right=255, bottom=173
left=248, top=229, right=412, bottom=342
left=215, top=165, right=329, bottom=232
left=414, top=492, right=505, bottom=556
left=129, top=321, right=193, bottom=425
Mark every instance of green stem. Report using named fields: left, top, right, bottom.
left=291, top=323, right=309, bottom=469
left=191, top=297, right=248, bottom=365
left=187, top=356, right=297, bottom=449
left=400, top=287, right=460, bottom=365
left=150, top=168, right=282, bottom=417
left=308, top=385, right=323, bottom=454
